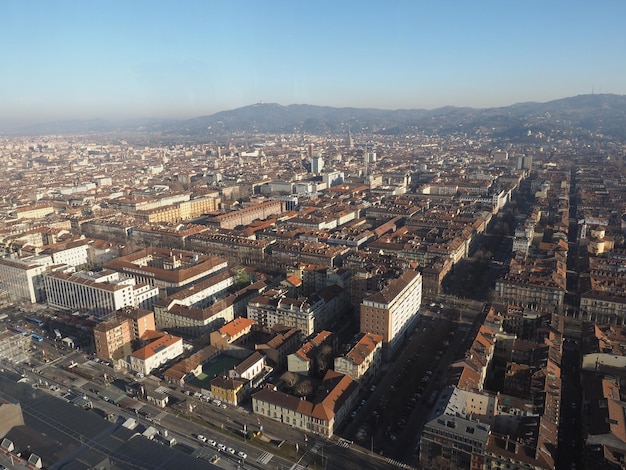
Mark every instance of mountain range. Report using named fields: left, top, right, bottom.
left=7, top=94, right=626, bottom=143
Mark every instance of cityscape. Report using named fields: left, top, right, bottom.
left=2, top=3, right=626, bottom=470
left=0, top=93, right=625, bottom=470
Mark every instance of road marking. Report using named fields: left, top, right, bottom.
left=257, top=451, right=274, bottom=464
left=385, top=459, right=414, bottom=469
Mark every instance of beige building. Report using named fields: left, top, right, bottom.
left=93, top=308, right=156, bottom=361
left=360, top=270, right=422, bottom=352
left=210, top=317, right=255, bottom=350
left=334, top=333, right=383, bottom=384
left=252, top=370, right=358, bottom=438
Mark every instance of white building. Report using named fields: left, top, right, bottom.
left=129, top=333, right=184, bottom=375
left=0, top=255, right=53, bottom=303
left=41, top=238, right=91, bottom=268
left=44, top=269, right=159, bottom=318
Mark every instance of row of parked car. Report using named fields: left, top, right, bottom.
left=196, top=435, right=247, bottom=459
left=189, top=392, right=228, bottom=408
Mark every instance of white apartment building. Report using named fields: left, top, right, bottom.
left=129, top=333, right=184, bottom=375
left=44, top=269, right=159, bottom=318
left=0, top=255, right=53, bottom=303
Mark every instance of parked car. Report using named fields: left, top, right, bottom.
left=197, top=435, right=207, bottom=443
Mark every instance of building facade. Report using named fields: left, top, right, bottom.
left=360, top=270, right=422, bottom=352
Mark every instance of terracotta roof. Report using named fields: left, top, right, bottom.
left=219, top=317, right=255, bottom=338
left=132, top=333, right=182, bottom=360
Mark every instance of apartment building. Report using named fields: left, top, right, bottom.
left=360, top=270, right=422, bottom=352
left=247, top=285, right=347, bottom=336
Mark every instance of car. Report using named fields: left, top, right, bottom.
left=351, top=410, right=358, bottom=418
left=221, top=403, right=227, bottom=409
left=227, top=447, right=236, bottom=455
left=197, top=435, right=207, bottom=443
left=370, top=385, right=376, bottom=392
left=217, top=443, right=226, bottom=451
left=237, top=451, right=247, bottom=459
left=102, top=396, right=110, bottom=402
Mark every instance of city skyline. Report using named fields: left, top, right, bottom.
left=2, top=1, right=625, bottom=128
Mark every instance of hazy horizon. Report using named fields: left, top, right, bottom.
left=2, top=1, right=625, bottom=128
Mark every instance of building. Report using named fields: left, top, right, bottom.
left=206, top=200, right=284, bottom=230
left=247, top=285, right=347, bottom=336
left=0, top=255, right=53, bottom=303
left=104, top=248, right=228, bottom=296
left=93, top=308, right=156, bottom=361
left=252, top=369, right=358, bottom=438
left=230, top=351, right=266, bottom=381
left=93, top=316, right=133, bottom=362
left=360, top=270, right=422, bottom=352
left=334, top=333, right=383, bottom=385
left=0, top=329, right=31, bottom=363
left=154, top=280, right=265, bottom=338
left=129, top=332, right=184, bottom=375
left=163, top=345, right=219, bottom=387
left=210, top=317, right=256, bottom=351
left=44, top=269, right=159, bottom=318
left=209, top=376, right=246, bottom=406
left=40, top=238, right=91, bottom=268
left=286, top=330, right=336, bottom=376
left=255, top=325, right=302, bottom=369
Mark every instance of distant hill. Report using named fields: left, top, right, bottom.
left=6, top=94, right=626, bottom=142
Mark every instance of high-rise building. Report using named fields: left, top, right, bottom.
left=360, top=270, right=422, bottom=353
left=311, top=154, right=324, bottom=173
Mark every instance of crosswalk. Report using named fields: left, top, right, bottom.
left=155, top=386, right=171, bottom=394
left=257, top=451, right=274, bottom=465
left=338, top=438, right=352, bottom=448
left=385, top=458, right=414, bottom=470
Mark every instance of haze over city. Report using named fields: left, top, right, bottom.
left=2, top=0, right=626, bottom=128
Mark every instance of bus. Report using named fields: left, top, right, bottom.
left=12, top=327, right=28, bottom=336
left=26, top=317, right=44, bottom=327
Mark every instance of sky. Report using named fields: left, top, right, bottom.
left=1, top=1, right=625, bottom=127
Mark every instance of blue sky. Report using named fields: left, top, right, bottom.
left=1, top=1, right=625, bottom=126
